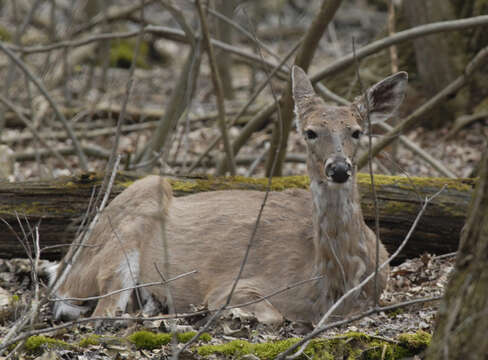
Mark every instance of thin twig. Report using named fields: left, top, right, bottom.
left=136, top=19, right=201, bottom=167
left=387, top=0, right=398, bottom=74
left=0, top=41, right=88, bottom=170
left=204, top=2, right=285, bottom=67
left=0, top=94, right=73, bottom=172
left=0, top=0, right=41, bottom=133
left=49, top=156, right=121, bottom=297
left=196, top=0, right=236, bottom=175
left=93, top=2, right=146, bottom=234
left=188, top=36, right=302, bottom=173
left=71, top=0, right=158, bottom=36
left=50, top=270, right=197, bottom=302
left=352, top=38, right=381, bottom=307
left=106, top=2, right=145, bottom=173
left=377, top=122, right=456, bottom=178
left=311, top=15, right=488, bottom=83
left=357, top=46, right=488, bottom=169
left=7, top=25, right=288, bottom=79
left=159, top=0, right=195, bottom=43
left=2, top=224, right=42, bottom=352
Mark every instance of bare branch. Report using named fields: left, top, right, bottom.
left=0, top=95, right=73, bottom=172
left=195, top=0, right=236, bottom=175
left=310, top=15, right=488, bottom=82
left=357, top=46, right=488, bottom=169
left=0, top=41, right=89, bottom=170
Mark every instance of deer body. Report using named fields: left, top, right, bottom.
left=51, top=67, right=407, bottom=325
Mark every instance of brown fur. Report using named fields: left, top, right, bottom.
left=52, top=66, right=408, bottom=325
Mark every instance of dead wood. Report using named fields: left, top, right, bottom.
left=0, top=173, right=474, bottom=261
left=1, top=102, right=257, bottom=131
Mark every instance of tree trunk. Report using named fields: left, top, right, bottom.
left=426, top=150, right=488, bottom=359
left=0, top=173, right=474, bottom=261
left=213, top=0, right=235, bottom=100
left=402, top=0, right=457, bottom=128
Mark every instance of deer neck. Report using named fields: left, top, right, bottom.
left=309, top=174, right=369, bottom=294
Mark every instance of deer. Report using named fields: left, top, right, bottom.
left=49, top=66, right=407, bottom=326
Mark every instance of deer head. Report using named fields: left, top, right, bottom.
left=291, top=65, right=407, bottom=186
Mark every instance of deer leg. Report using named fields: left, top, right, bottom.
left=206, top=280, right=284, bottom=326
left=52, top=298, right=91, bottom=321
left=92, top=251, right=141, bottom=318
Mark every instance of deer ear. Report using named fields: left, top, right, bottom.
left=356, top=71, right=408, bottom=124
left=291, top=66, right=315, bottom=133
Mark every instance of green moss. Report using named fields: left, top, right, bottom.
left=170, top=173, right=472, bottom=197
left=177, top=331, right=211, bottom=343
left=398, top=330, right=431, bottom=352
left=109, top=39, right=149, bottom=69
left=0, top=201, right=78, bottom=216
left=196, top=331, right=432, bottom=359
left=357, top=173, right=474, bottom=192
left=24, top=335, right=73, bottom=353
left=128, top=331, right=172, bottom=349
left=382, top=200, right=419, bottom=214
left=169, top=177, right=213, bottom=194
left=127, top=330, right=211, bottom=350
left=385, top=307, right=405, bottom=318
left=0, top=25, right=11, bottom=41
left=196, top=336, right=366, bottom=359
left=79, top=334, right=100, bottom=347
left=169, top=175, right=310, bottom=196
left=197, top=338, right=302, bottom=359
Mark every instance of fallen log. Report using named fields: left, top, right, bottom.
left=0, top=173, right=474, bottom=261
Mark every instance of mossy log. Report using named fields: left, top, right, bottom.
left=0, top=172, right=475, bottom=260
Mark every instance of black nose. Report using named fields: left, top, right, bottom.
left=325, top=160, right=351, bottom=183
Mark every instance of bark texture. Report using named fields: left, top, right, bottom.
left=0, top=173, right=474, bottom=260
left=402, top=0, right=457, bottom=128
left=426, top=149, right=488, bottom=360
left=214, top=0, right=235, bottom=99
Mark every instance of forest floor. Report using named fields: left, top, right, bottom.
left=0, top=253, right=454, bottom=359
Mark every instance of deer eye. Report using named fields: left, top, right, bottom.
left=352, top=129, right=362, bottom=139
left=305, top=129, right=317, bottom=140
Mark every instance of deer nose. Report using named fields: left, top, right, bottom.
left=325, top=158, right=352, bottom=183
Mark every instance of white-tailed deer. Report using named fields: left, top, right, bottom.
left=50, top=66, right=407, bottom=325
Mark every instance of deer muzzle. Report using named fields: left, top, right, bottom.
left=325, top=157, right=352, bottom=183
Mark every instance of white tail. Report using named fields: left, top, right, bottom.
left=51, top=66, right=407, bottom=325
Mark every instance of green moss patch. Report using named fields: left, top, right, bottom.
left=78, top=334, right=101, bottom=347
left=196, top=331, right=431, bottom=360
left=356, top=173, right=474, bottom=192
left=109, top=39, right=149, bottom=69
left=169, top=175, right=310, bottom=196
left=24, top=335, right=74, bottom=354
left=398, top=330, right=431, bottom=352
left=128, top=331, right=171, bottom=350
left=127, top=330, right=211, bottom=350
left=0, top=25, right=11, bottom=41
left=197, top=338, right=302, bottom=359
